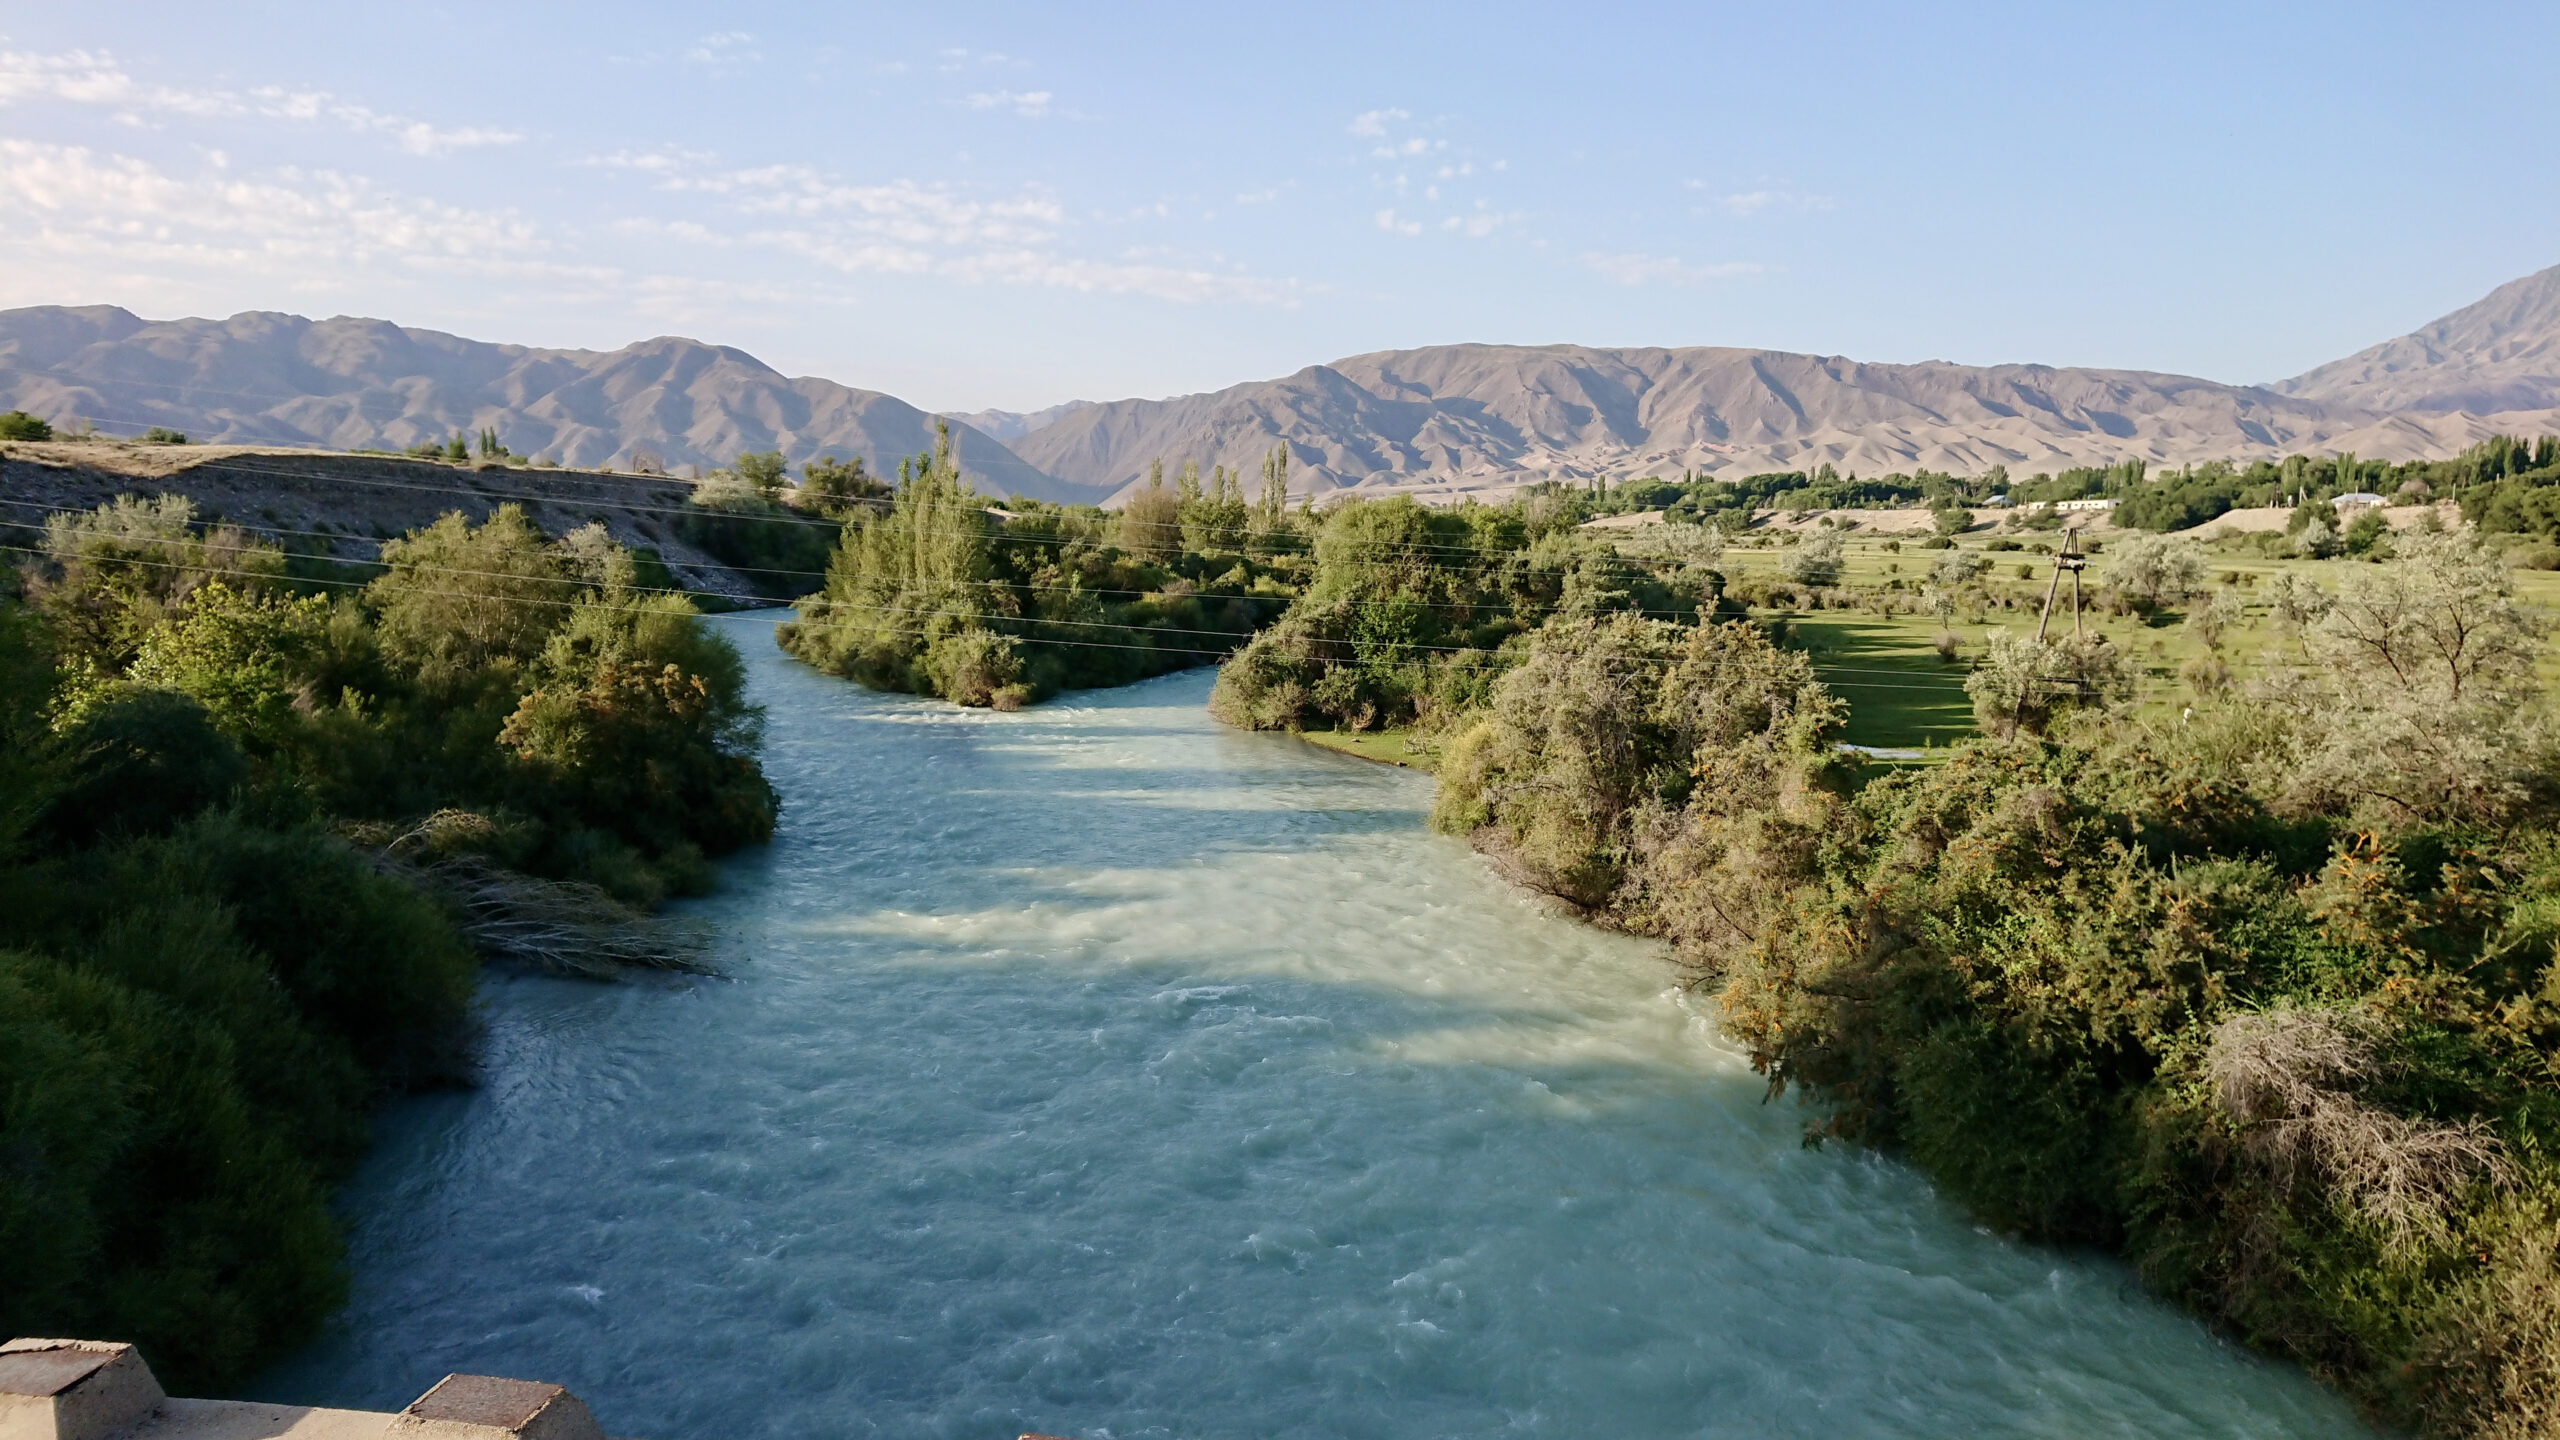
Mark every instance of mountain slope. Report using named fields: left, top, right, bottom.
left=1010, top=344, right=2439, bottom=502
left=0, top=307, right=1097, bottom=503
left=948, top=400, right=1100, bottom=442
left=2274, top=264, right=2560, bottom=414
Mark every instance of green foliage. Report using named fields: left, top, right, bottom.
left=0, top=812, right=476, bottom=1392
left=782, top=428, right=1297, bottom=707
left=29, top=495, right=285, bottom=674
left=1412, top=525, right=2560, bottom=1438
left=799, top=453, right=889, bottom=515
left=1431, top=614, right=1843, bottom=908
left=0, top=410, right=54, bottom=441
left=369, top=504, right=570, bottom=675
left=140, top=427, right=189, bottom=445
left=675, top=481, right=840, bottom=601
left=0, top=490, right=776, bottom=1387
left=1212, top=494, right=1726, bottom=734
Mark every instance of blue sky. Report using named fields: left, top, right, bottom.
left=1, top=1, right=2553, bottom=411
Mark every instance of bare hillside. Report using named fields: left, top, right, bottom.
left=1011, top=341, right=2559, bottom=503
left=0, top=440, right=771, bottom=601
left=2274, top=264, right=2560, bottom=414
left=0, top=307, right=1100, bottom=504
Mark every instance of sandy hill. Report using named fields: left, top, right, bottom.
left=2273, top=264, right=2560, bottom=415
left=0, top=307, right=1099, bottom=504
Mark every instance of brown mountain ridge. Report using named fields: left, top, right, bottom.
left=6, top=263, right=2559, bottom=506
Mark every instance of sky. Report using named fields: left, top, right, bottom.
left=1, top=1, right=2554, bottom=412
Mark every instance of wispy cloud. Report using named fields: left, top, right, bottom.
left=1348, top=107, right=1409, bottom=139
left=1583, top=252, right=1764, bottom=286
left=938, top=48, right=1022, bottom=71
left=1441, top=204, right=1518, bottom=239
left=1374, top=208, right=1422, bottom=237
left=0, top=47, right=522, bottom=154
left=0, top=138, right=858, bottom=324
left=963, top=89, right=1052, bottom=118
left=607, top=152, right=1296, bottom=306
left=0, top=138, right=545, bottom=273
left=682, top=31, right=762, bottom=70
left=1690, top=184, right=1834, bottom=218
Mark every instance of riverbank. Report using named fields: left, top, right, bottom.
left=1291, top=726, right=1437, bottom=769
left=256, top=656, right=2370, bottom=1439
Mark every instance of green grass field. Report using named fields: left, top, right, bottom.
left=1699, top=525, right=2560, bottom=751
left=1258, top=524, right=2560, bottom=768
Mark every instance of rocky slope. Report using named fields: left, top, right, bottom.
left=0, top=307, right=1100, bottom=503
left=1015, top=333, right=2560, bottom=506
left=2273, top=264, right=2560, bottom=414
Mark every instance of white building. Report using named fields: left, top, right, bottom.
left=2053, top=497, right=2117, bottom=513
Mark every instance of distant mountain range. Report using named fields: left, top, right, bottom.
left=0, top=306, right=1083, bottom=501
left=6, top=264, right=2559, bottom=505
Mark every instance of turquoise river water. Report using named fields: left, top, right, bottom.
left=256, top=621, right=2379, bottom=1439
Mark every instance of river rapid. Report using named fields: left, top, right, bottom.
left=258, top=621, right=2376, bottom=1440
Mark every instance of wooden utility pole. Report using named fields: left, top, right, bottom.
left=2034, top=527, right=2087, bottom=642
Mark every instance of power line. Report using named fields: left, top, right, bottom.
left=10, top=428, right=1983, bottom=570
left=7, top=536, right=2078, bottom=695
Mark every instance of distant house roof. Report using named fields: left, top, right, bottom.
left=2331, top=492, right=2387, bottom=507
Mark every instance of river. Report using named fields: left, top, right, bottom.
left=256, top=621, right=2375, bottom=1439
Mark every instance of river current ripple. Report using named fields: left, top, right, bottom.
left=258, top=620, right=2375, bottom=1439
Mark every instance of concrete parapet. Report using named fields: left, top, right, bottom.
left=0, top=1341, right=627, bottom=1440
left=1, top=1339, right=166, bottom=1440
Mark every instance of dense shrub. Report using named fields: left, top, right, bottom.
left=1, top=490, right=779, bottom=1387
left=1212, top=495, right=1723, bottom=734
left=1426, top=527, right=2560, bottom=1437
left=783, top=428, right=1296, bottom=706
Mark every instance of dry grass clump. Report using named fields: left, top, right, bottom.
left=2207, top=1005, right=2515, bottom=1252
left=363, top=809, right=711, bottom=977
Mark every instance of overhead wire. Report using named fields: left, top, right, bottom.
left=0, top=536, right=2135, bottom=695
left=6, top=444, right=2031, bottom=609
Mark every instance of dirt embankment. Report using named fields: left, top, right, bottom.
left=0, top=441, right=768, bottom=600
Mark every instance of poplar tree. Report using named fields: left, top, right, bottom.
left=1256, top=442, right=1291, bottom=541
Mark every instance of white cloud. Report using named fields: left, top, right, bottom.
left=656, top=165, right=1064, bottom=247
left=1348, top=107, right=1409, bottom=138
left=0, top=139, right=546, bottom=277
left=1233, top=188, right=1279, bottom=205
left=964, top=89, right=1052, bottom=118
left=0, top=48, right=521, bottom=154
left=683, top=32, right=762, bottom=69
left=583, top=146, right=718, bottom=174
left=1583, top=252, right=1764, bottom=286
left=1374, top=208, right=1422, bottom=237
left=606, top=152, right=1296, bottom=306
left=0, top=139, right=865, bottom=325
left=1709, top=188, right=1834, bottom=217
left=1441, top=206, right=1518, bottom=239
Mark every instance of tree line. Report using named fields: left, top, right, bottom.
left=779, top=428, right=1305, bottom=707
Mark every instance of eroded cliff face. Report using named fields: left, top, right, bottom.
left=0, top=441, right=764, bottom=601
